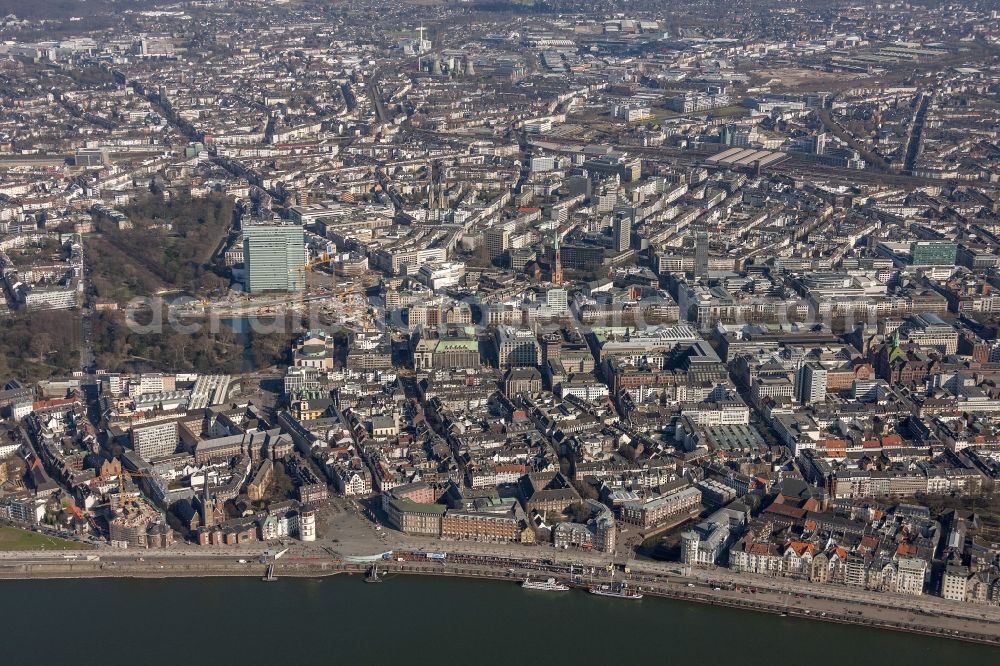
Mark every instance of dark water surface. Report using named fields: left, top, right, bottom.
left=1, top=575, right=997, bottom=665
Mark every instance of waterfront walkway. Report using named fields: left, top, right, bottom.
left=2, top=545, right=999, bottom=647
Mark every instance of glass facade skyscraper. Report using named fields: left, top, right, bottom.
left=243, top=221, right=306, bottom=293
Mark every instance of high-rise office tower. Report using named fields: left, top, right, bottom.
left=612, top=214, right=631, bottom=252
left=243, top=221, right=306, bottom=293
left=796, top=362, right=828, bottom=405
left=546, top=287, right=568, bottom=313
left=814, top=131, right=827, bottom=155
left=694, top=231, right=709, bottom=279
left=484, top=226, right=511, bottom=263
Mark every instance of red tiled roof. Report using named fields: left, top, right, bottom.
left=32, top=397, right=79, bottom=410
left=765, top=503, right=807, bottom=519
left=785, top=540, right=814, bottom=556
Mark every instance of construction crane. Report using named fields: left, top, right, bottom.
left=291, top=251, right=372, bottom=330
left=114, top=467, right=155, bottom=509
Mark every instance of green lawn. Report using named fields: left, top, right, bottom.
left=708, top=104, right=750, bottom=119
left=0, top=526, right=90, bottom=551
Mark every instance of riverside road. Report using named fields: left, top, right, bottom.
left=2, top=544, right=999, bottom=647
left=3, top=499, right=999, bottom=647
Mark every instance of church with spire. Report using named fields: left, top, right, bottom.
left=552, top=229, right=563, bottom=286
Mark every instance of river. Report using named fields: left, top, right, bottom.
left=1, top=575, right=996, bottom=664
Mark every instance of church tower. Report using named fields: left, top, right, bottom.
left=552, top=230, right=564, bottom=286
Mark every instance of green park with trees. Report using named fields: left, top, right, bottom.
left=88, top=192, right=233, bottom=303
